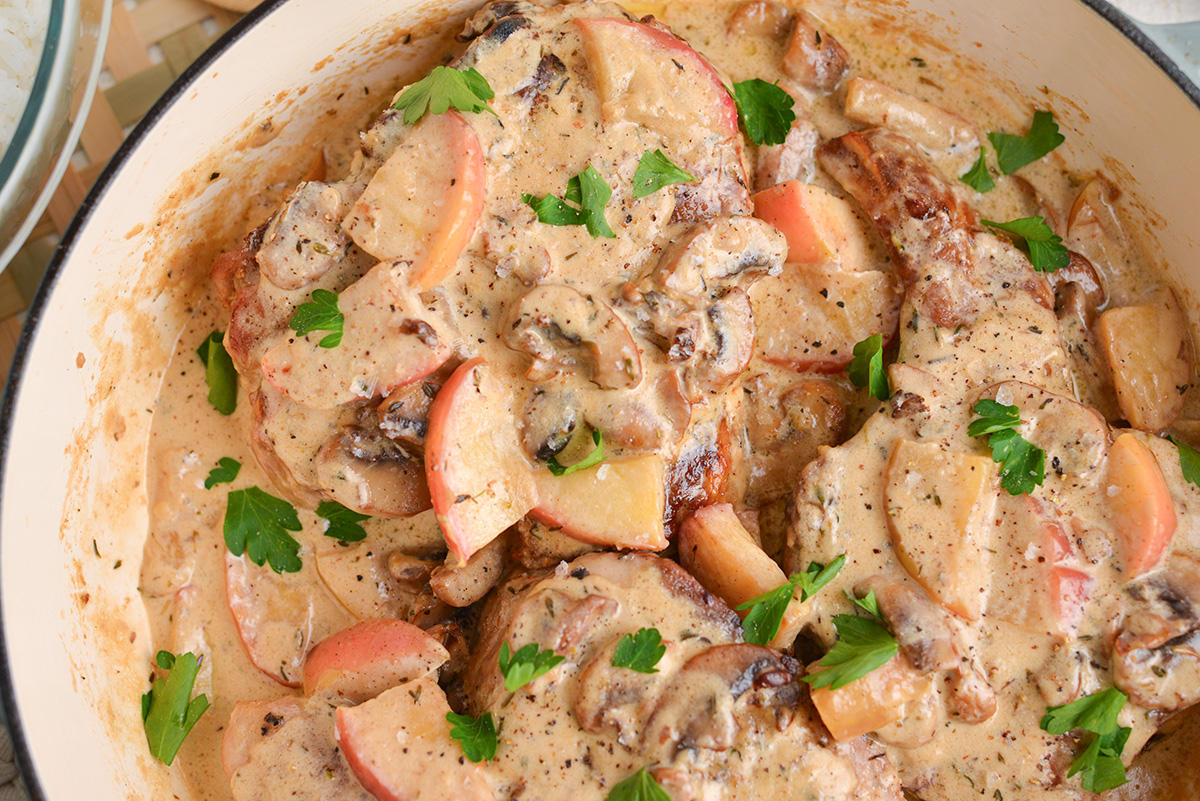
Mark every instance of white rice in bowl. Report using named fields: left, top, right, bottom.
left=0, top=0, right=50, bottom=157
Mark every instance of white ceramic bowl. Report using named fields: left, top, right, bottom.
left=1, top=1, right=1197, bottom=799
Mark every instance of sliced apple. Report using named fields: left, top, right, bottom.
left=752, top=180, right=871, bottom=268
left=225, top=552, right=354, bottom=687
left=336, top=677, right=494, bottom=801
left=260, top=264, right=454, bottom=410
left=529, top=454, right=667, bottom=551
left=678, top=503, right=803, bottom=650
left=1098, top=297, right=1192, bottom=432
left=1106, top=433, right=1177, bottom=578
left=750, top=262, right=901, bottom=372
left=884, top=439, right=997, bottom=621
left=302, top=619, right=449, bottom=703
left=809, top=654, right=933, bottom=742
left=343, top=110, right=484, bottom=290
left=425, top=358, right=538, bottom=565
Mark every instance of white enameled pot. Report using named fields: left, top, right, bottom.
left=0, top=1, right=1196, bottom=799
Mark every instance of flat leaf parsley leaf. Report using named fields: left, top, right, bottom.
left=204, top=457, right=241, bottom=489
left=982, top=216, right=1069, bottom=273
left=612, top=628, right=666, bottom=674
left=142, top=650, right=210, bottom=766
left=223, top=486, right=303, bottom=573
left=316, top=500, right=370, bottom=543
left=522, top=165, right=616, bottom=238
left=802, top=613, right=898, bottom=691
left=605, top=767, right=672, bottom=801
left=731, top=78, right=796, bottom=146
left=738, top=555, right=845, bottom=646
left=1041, top=687, right=1131, bottom=793
left=446, top=711, right=498, bottom=763
left=632, top=149, right=695, bottom=199
left=847, top=588, right=883, bottom=618
left=393, top=65, right=495, bottom=125
left=1168, top=435, right=1200, bottom=488
left=548, top=429, right=606, bottom=476
left=960, top=148, right=996, bottom=193
left=987, top=109, right=1065, bottom=174
left=969, top=398, right=1046, bottom=496
left=499, top=642, right=565, bottom=692
left=290, top=288, right=344, bottom=348
left=197, top=331, right=237, bottom=415
left=847, top=334, right=890, bottom=401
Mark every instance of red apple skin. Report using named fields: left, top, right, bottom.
left=1107, top=433, right=1177, bottom=578
left=425, top=357, right=537, bottom=565
left=302, top=618, right=449, bottom=703
left=336, top=677, right=493, bottom=801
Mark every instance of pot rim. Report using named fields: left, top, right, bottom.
left=0, top=1, right=1195, bottom=799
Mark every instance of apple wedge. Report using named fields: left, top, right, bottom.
left=336, top=677, right=493, bottom=801
left=1106, top=433, right=1177, bottom=578
left=343, top=110, right=485, bottom=290
left=529, top=454, right=667, bottom=551
left=425, top=358, right=537, bottom=565
left=750, top=263, right=901, bottom=372
left=809, top=654, right=933, bottom=742
left=884, top=439, right=997, bottom=620
left=302, top=619, right=448, bottom=704
left=225, top=552, right=354, bottom=687
left=752, top=181, right=871, bottom=268
left=1098, top=297, right=1192, bottom=432
left=678, top=503, right=803, bottom=650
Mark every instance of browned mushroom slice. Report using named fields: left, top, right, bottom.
left=651, top=216, right=786, bottom=302
left=781, top=10, right=849, bottom=93
left=376, top=364, right=455, bottom=454
left=429, top=536, right=508, bottom=608
left=314, top=426, right=432, bottom=518
left=666, top=416, right=733, bottom=530
left=857, top=576, right=960, bottom=673
left=506, top=284, right=642, bottom=390
left=574, top=632, right=666, bottom=742
left=256, top=181, right=350, bottom=291
left=1114, top=557, right=1200, bottom=710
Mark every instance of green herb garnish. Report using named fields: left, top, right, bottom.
left=523, top=165, right=615, bottom=238
left=204, top=457, right=241, bottom=489
left=612, top=628, right=666, bottom=674
left=223, top=486, right=303, bottom=573
left=631, top=149, right=695, bottom=199
left=446, top=711, right=498, bottom=763
left=960, top=148, right=996, bottom=193
left=731, top=78, right=796, bottom=146
left=316, top=500, right=370, bottom=543
left=605, top=767, right=672, bottom=801
left=289, top=288, right=344, bottom=348
left=1040, top=687, right=1131, bottom=793
left=197, top=331, right=237, bottom=415
left=968, top=398, right=1045, bottom=496
left=801, top=612, right=898, bottom=691
left=141, top=650, right=210, bottom=766
left=982, top=216, right=1069, bottom=273
left=393, top=65, right=495, bottom=125
left=1168, top=435, right=1200, bottom=488
left=847, top=334, right=890, bottom=401
left=737, top=555, right=845, bottom=646
left=547, top=429, right=605, bottom=476
left=498, top=642, right=565, bottom=692
left=988, top=110, right=1065, bottom=175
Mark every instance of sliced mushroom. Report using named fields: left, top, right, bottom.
left=512, top=517, right=598, bottom=570
left=429, top=536, right=508, bottom=608
left=754, top=118, right=820, bottom=191
left=314, top=425, right=432, bottom=518
left=946, top=667, right=998, bottom=724
left=256, top=181, right=349, bottom=291
left=1114, top=558, right=1200, bottom=710
left=575, top=633, right=666, bottom=742
left=781, top=10, right=850, bottom=93
left=651, top=216, right=786, bottom=302
left=857, top=576, right=961, bottom=673
left=506, top=285, right=643, bottom=390
left=376, top=362, right=456, bottom=454
left=1066, top=176, right=1131, bottom=281
left=727, top=1, right=791, bottom=38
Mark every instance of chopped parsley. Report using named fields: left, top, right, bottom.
left=393, top=65, right=495, bottom=125
left=522, top=164, right=616, bottom=238
left=960, top=148, right=996, bottom=193
left=731, top=78, right=796, bottom=146
left=498, top=642, right=565, bottom=692
left=316, top=500, right=370, bottom=543
left=988, top=110, right=1065, bottom=174
left=982, top=216, right=1069, bottom=273
left=801, top=602, right=898, bottom=691
left=847, top=334, right=890, bottom=401
left=1168, top=435, right=1200, bottom=488
left=289, top=288, right=344, bottom=348
left=446, top=711, right=498, bottom=763
left=738, top=555, right=845, bottom=646
left=605, top=767, right=672, bottom=801
left=612, top=628, right=666, bottom=674
left=223, top=486, right=303, bottom=573
left=141, top=650, right=210, bottom=766
left=631, top=149, right=695, bottom=199
left=547, top=429, right=606, bottom=476
left=1040, top=687, right=1131, bottom=793
left=197, top=331, right=237, bottom=415
left=846, top=588, right=882, bottom=618
left=968, top=398, right=1046, bottom=496
left=204, top=457, right=241, bottom=489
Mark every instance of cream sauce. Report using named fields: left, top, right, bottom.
left=141, top=2, right=1200, bottom=800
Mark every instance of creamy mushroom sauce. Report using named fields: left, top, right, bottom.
left=140, top=2, right=1200, bottom=800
